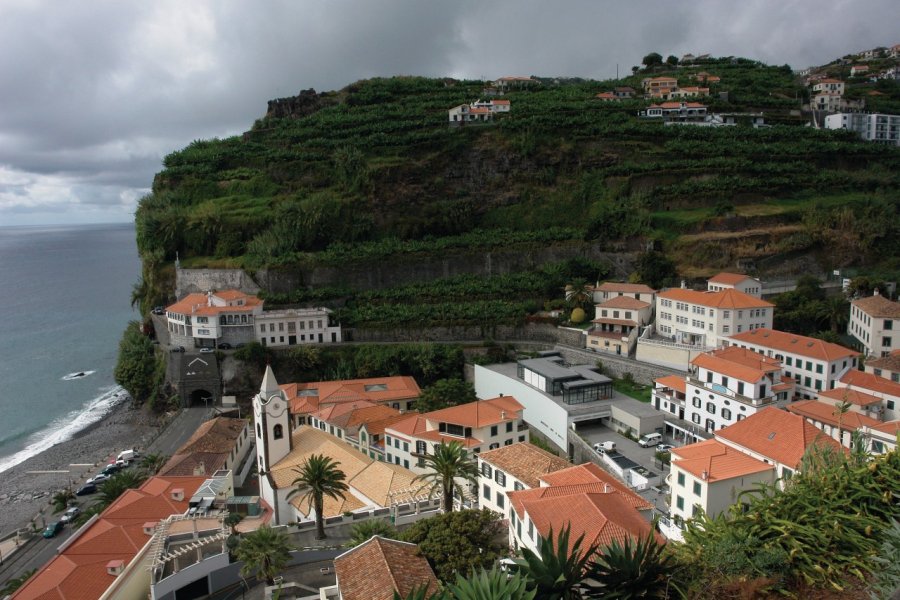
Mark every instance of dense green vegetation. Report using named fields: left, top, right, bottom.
left=114, top=322, right=167, bottom=409
left=133, top=57, right=900, bottom=313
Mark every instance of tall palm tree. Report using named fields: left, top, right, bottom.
left=834, top=398, right=854, bottom=447
left=234, top=525, right=293, bottom=586
left=414, top=441, right=479, bottom=513
left=513, top=526, right=596, bottom=600
left=347, top=518, right=399, bottom=548
left=93, top=470, right=148, bottom=512
left=140, top=453, right=169, bottom=475
left=288, top=454, right=349, bottom=540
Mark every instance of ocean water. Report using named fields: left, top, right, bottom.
left=0, top=223, right=141, bottom=472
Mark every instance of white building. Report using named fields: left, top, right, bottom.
left=833, top=369, right=900, bottom=422
left=166, top=290, right=263, bottom=349
left=848, top=291, right=900, bottom=356
left=724, top=328, right=858, bottom=399
left=825, top=113, right=900, bottom=146
left=383, top=396, right=527, bottom=474
left=664, top=439, right=774, bottom=541
left=448, top=99, right=510, bottom=124
left=865, top=350, right=900, bottom=383
left=640, top=102, right=708, bottom=121
left=654, top=287, right=774, bottom=348
left=786, top=399, right=881, bottom=447
left=861, top=420, right=900, bottom=455
left=685, top=346, right=793, bottom=435
left=812, top=79, right=845, bottom=96
left=588, top=295, right=653, bottom=356
left=591, top=281, right=657, bottom=305
left=706, top=272, right=762, bottom=297
left=476, top=442, right=570, bottom=518
left=256, top=307, right=341, bottom=347
left=506, top=463, right=654, bottom=555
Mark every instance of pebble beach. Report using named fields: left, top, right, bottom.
left=0, top=400, right=166, bottom=536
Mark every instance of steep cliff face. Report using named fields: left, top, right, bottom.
left=264, top=88, right=336, bottom=120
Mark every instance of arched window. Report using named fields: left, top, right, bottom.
left=257, top=423, right=261, bottom=438
left=273, top=424, right=283, bottom=440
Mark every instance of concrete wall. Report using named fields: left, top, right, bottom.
left=473, top=365, right=569, bottom=452
left=176, top=269, right=261, bottom=298
left=609, top=405, right=664, bottom=437
left=551, top=345, right=684, bottom=386
left=635, top=340, right=704, bottom=372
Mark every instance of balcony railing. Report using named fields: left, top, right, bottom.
left=687, top=377, right=779, bottom=407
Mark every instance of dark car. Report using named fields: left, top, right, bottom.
left=152, top=306, right=165, bottom=315
left=43, top=521, right=64, bottom=538
left=217, top=342, right=232, bottom=350
left=169, top=346, right=185, bottom=353
left=101, top=464, right=120, bottom=476
left=75, top=483, right=97, bottom=496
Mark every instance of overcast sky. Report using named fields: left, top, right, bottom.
left=0, top=0, right=896, bottom=226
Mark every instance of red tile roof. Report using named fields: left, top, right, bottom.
left=655, top=375, right=686, bottom=394
left=727, top=328, right=858, bottom=362
left=871, top=420, right=900, bottom=435
left=479, top=443, right=571, bottom=488
left=595, top=92, right=617, bottom=99
left=786, top=400, right=880, bottom=430
left=839, top=370, right=900, bottom=397
left=166, top=291, right=262, bottom=317
left=708, top=272, right=755, bottom=285
left=284, top=376, right=421, bottom=415
left=671, top=439, right=773, bottom=482
left=852, top=294, right=900, bottom=318
left=334, top=536, right=439, bottom=600
left=692, top=346, right=782, bottom=382
left=715, top=407, right=843, bottom=468
left=12, top=477, right=206, bottom=600
left=596, top=282, right=656, bottom=294
left=597, top=296, right=650, bottom=310
left=539, top=463, right=650, bottom=510
left=657, top=287, right=773, bottom=309
left=866, top=350, right=900, bottom=373
left=420, top=395, right=523, bottom=429
left=817, top=386, right=883, bottom=407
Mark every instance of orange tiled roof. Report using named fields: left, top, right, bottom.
left=596, top=282, right=656, bottom=294
left=655, top=375, right=686, bottom=394
left=492, top=99, right=511, bottom=105
left=852, top=294, right=900, bottom=318
left=12, top=476, right=206, bottom=600
left=817, top=78, right=844, bottom=84
left=654, top=102, right=707, bottom=109
left=595, top=92, right=617, bottom=99
left=334, top=536, right=439, bottom=600
left=817, top=386, right=883, bottom=407
left=158, top=417, right=248, bottom=477
left=671, top=439, right=773, bottom=482
left=285, top=376, right=421, bottom=415
left=658, top=287, right=773, bottom=309
left=866, top=350, right=900, bottom=373
left=166, top=290, right=261, bottom=316
left=715, top=407, right=843, bottom=468
left=692, top=346, right=782, bottom=382
left=539, top=463, right=650, bottom=510
left=728, top=328, right=858, bottom=362
left=871, top=420, right=900, bottom=435
left=479, top=442, right=571, bottom=488
left=708, top=272, right=755, bottom=285
left=418, top=396, right=523, bottom=429
left=839, top=370, right=900, bottom=398
left=786, top=400, right=880, bottom=429
left=597, top=296, right=650, bottom=310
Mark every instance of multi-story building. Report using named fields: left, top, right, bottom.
left=664, top=439, right=774, bottom=540
left=685, top=346, right=793, bottom=434
left=833, top=369, right=900, bottom=422
left=256, top=307, right=341, bottom=347
left=655, top=288, right=774, bottom=348
left=861, top=420, right=900, bottom=455
left=865, top=350, right=900, bottom=383
left=668, top=86, right=709, bottom=99
left=507, top=463, right=654, bottom=554
left=640, top=102, right=708, bottom=121
left=476, top=442, right=570, bottom=518
left=307, top=402, right=409, bottom=461
left=384, top=396, right=527, bottom=474
left=588, top=295, right=653, bottom=356
left=850, top=65, right=870, bottom=77
left=448, top=99, right=510, bottom=124
left=786, top=399, right=881, bottom=447
left=158, top=417, right=255, bottom=485
left=706, top=272, right=762, bottom=297
left=812, top=78, right=845, bottom=95
left=591, top=281, right=657, bottom=305
left=724, top=328, right=858, bottom=399
left=165, top=289, right=341, bottom=349
left=641, top=76, right=679, bottom=97
left=715, top=406, right=842, bottom=482
left=848, top=291, right=900, bottom=356
left=825, top=113, right=900, bottom=146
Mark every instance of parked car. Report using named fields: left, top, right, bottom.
left=75, top=483, right=96, bottom=496
left=656, top=444, right=674, bottom=453
left=170, top=346, right=185, bottom=353
left=101, top=464, right=120, bottom=476
left=43, top=521, right=64, bottom=538
left=60, top=506, right=81, bottom=523
left=199, top=347, right=215, bottom=353
left=88, top=473, right=110, bottom=485
left=234, top=343, right=246, bottom=349
left=593, top=441, right=617, bottom=454
left=152, top=306, right=164, bottom=315
left=217, top=342, right=232, bottom=350
left=638, top=433, right=663, bottom=448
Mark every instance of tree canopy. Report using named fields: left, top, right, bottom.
left=416, top=378, right=477, bottom=413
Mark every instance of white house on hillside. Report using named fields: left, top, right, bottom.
left=848, top=291, right=900, bottom=357
left=706, top=273, right=762, bottom=297
left=825, top=113, right=900, bottom=146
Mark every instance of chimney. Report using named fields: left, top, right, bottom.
left=501, top=411, right=507, bottom=420
left=603, top=483, right=611, bottom=493
left=193, top=461, right=206, bottom=476
left=171, top=488, right=184, bottom=502
left=701, top=470, right=708, bottom=481
left=681, top=280, right=687, bottom=289
left=106, top=560, right=125, bottom=576
left=874, top=288, right=881, bottom=296
left=142, top=521, right=158, bottom=536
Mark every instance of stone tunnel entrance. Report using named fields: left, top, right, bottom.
left=189, top=389, right=215, bottom=408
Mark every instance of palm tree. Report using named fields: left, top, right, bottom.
left=414, top=441, right=479, bottom=513
left=586, top=531, right=674, bottom=599
left=834, top=398, right=854, bottom=447
left=513, top=526, right=596, bottom=600
left=347, top=518, right=399, bottom=547
left=52, top=489, right=75, bottom=513
left=234, top=525, right=293, bottom=586
left=140, top=453, right=168, bottom=474
left=288, top=454, right=349, bottom=540
left=93, top=470, right=148, bottom=512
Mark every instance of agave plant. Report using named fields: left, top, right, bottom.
left=513, top=526, right=597, bottom=600
left=444, top=566, right=535, bottom=600
left=586, top=531, right=674, bottom=599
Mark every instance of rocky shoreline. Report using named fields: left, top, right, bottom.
left=0, top=400, right=166, bottom=536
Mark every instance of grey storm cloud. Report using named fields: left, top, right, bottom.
left=0, top=0, right=896, bottom=225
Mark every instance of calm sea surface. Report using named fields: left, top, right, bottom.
left=0, top=223, right=140, bottom=472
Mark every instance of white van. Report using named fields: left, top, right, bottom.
left=593, top=441, right=617, bottom=454
left=638, top=433, right=662, bottom=448
left=117, top=449, right=137, bottom=463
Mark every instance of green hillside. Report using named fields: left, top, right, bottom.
left=134, top=56, right=900, bottom=319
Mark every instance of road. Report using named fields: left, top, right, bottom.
left=0, top=407, right=213, bottom=589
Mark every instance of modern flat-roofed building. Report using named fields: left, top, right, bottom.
left=825, top=112, right=900, bottom=145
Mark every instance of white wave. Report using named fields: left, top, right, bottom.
left=0, top=386, right=129, bottom=474
left=62, top=370, right=96, bottom=381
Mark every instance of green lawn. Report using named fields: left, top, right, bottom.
left=612, top=378, right=652, bottom=403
